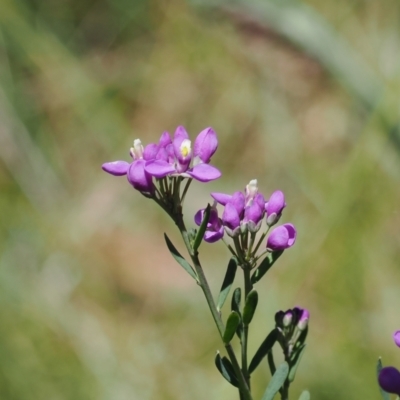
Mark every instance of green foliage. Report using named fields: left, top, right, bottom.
left=261, top=362, right=289, bottom=400
left=217, top=257, right=238, bottom=311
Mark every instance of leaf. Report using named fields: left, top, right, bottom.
left=164, top=233, right=198, bottom=282
left=242, top=289, right=258, bottom=326
left=223, top=311, right=240, bottom=343
left=261, top=362, right=289, bottom=400
left=249, top=328, right=278, bottom=374
left=298, top=390, right=310, bottom=400
left=215, top=352, right=239, bottom=388
left=231, top=288, right=243, bottom=338
left=217, top=257, right=238, bottom=311
left=193, top=204, right=210, bottom=252
left=288, top=344, right=306, bottom=382
left=251, top=251, right=283, bottom=284
left=377, top=358, right=390, bottom=400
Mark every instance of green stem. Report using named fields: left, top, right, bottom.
left=176, top=215, right=253, bottom=400
left=242, top=267, right=253, bottom=390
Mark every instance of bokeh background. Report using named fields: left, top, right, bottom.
left=1, top=0, right=400, bottom=399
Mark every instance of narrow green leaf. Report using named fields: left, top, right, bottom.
left=262, top=362, right=289, bottom=400
left=249, top=328, right=278, bottom=374
left=231, top=288, right=242, bottom=338
left=215, top=352, right=239, bottom=387
left=298, top=390, right=310, bottom=400
left=164, top=233, right=198, bottom=281
left=193, top=204, right=211, bottom=252
left=217, top=257, right=238, bottom=311
left=223, top=311, right=240, bottom=343
left=242, top=289, right=258, bottom=326
left=288, top=344, right=306, bottom=382
left=377, top=358, right=390, bottom=400
left=267, top=350, right=276, bottom=377
left=231, top=287, right=241, bottom=313
left=251, top=251, right=283, bottom=284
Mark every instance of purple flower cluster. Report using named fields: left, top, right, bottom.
left=102, top=126, right=221, bottom=194
left=378, top=330, right=400, bottom=395
left=194, top=179, right=296, bottom=252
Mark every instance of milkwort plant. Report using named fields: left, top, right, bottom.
left=103, top=126, right=310, bottom=400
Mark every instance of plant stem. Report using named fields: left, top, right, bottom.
left=242, top=267, right=253, bottom=390
left=176, top=215, right=253, bottom=400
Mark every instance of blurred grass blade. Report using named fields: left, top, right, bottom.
left=262, top=361, right=289, bottom=400
left=217, top=257, right=238, bottom=311
left=164, top=233, right=198, bottom=282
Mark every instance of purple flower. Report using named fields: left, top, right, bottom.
left=394, top=331, right=400, bottom=348
left=265, top=190, right=286, bottom=227
left=145, top=126, right=221, bottom=182
left=378, top=367, right=400, bottom=395
left=102, top=139, right=155, bottom=194
left=194, top=203, right=224, bottom=243
left=267, top=223, right=297, bottom=251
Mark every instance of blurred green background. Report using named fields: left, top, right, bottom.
left=1, top=0, right=400, bottom=398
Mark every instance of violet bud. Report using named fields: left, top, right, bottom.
left=193, top=127, right=218, bottom=163
left=243, top=202, right=264, bottom=233
left=265, top=190, right=286, bottom=227
left=297, top=308, right=309, bottom=331
left=378, top=367, right=400, bottom=395
left=394, top=331, right=400, bottom=348
left=283, top=311, right=293, bottom=327
left=222, top=203, right=241, bottom=237
left=266, top=223, right=297, bottom=251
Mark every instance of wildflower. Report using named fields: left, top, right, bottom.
left=267, top=223, right=297, bottom=251
left=145, top=126, right=221, bottom=182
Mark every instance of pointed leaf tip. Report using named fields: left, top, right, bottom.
left=217, top=257, right=238, bottom=311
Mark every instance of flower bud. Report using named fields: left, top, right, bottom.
left=378, top=366, right=400, bottom=395
left=266, top=223, right=297, bottom=251
left=265, top=190, right=286, bottom=227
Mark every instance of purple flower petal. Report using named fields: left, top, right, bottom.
left=267, top=223, right=297, bottom=251
left=204, top=228, right=224, bottom=243
left=159, top=131, right=172, bottom=147
left=379, top=367, right=400, bottom=395
left=394, top=331, right=400, bottom=348
left=193, top=127, right=218, bottom=163
left=127, top=160, right=154, bottom=193
left=143, top=143, right=159, bottom=160
left=266, top=190, right=286, bottom=215
left=211, top=192, right=232, bottom=205
left=187, top=164, right=221, bottom=182
left=222, top=203, right=241, bottom=230
left=145, top=160, right=176, bottom=178
left=244, top=202, right=263, bottom=225
left=102, top=161, right=130, bottom=176
left=174, top=126, right=189, bottom=141
left=230, top=192, right=245, bottom=215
